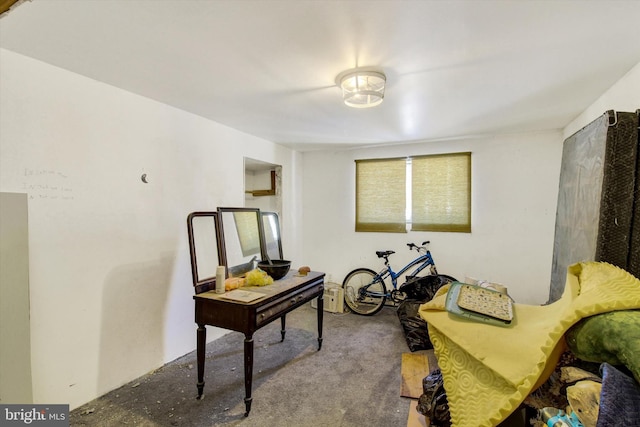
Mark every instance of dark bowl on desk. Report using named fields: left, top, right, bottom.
left=257, top=260, right=291, bottom=280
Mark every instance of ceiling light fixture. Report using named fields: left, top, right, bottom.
left=336, top=68, right=386, bottom=108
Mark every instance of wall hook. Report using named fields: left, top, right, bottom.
left=141, top=173, right=149, bottom=183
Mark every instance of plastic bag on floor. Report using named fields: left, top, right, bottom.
left=417, top=368, right=451, bottom=427
left=397, top=299, right=432, bottom=351
left=397, top=275, right=456, bottom=352
left=399, top=274, right=456, bottom=301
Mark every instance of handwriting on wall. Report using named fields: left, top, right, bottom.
left=22, top=168, right=74, bottom=201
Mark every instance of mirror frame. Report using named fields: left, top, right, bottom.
left=187, top=211, right=223, bottom=294
left=217, top=207, right=267, bottom=277
left=188, top=208, right=284, bottom=294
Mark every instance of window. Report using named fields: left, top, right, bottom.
left=355, top=158, right=406, bottom=232
left=355, top=152, right=471, bottom=233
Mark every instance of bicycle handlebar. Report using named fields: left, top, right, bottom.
left=407, top=241, right=430, bottom=251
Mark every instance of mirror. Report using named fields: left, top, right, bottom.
left=218, top=207, right=266, bottom=277
left=262, top=211, right=283, bottom=260
left=188, top=208, right=285, bottom=290
left=187, top=212, right=221, bottom=293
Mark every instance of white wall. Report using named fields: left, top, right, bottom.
left=564, top=61, right=640, bottom=138
left=301, top=131, right=563, bottom=305
left=299, top=60, right=640, bottom=307
left=0, top=49, right=301, bottom=409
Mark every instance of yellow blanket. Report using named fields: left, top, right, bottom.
left=419, top=262, right=640, bottom=427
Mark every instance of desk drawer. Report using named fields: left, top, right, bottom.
left=256, top=283, right=323, bottom=327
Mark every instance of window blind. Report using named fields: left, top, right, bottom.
left=355, top=158, right=407, bottom=232
left=411, top=152, right=471, bottom=232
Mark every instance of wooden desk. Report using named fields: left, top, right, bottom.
left=194, top=271, right=325, bottom=416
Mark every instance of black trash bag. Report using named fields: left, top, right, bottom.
left=416, top=369, right=451, bottom=427
left=397, top=299, right=432, bottom=351
left=397, top=274, right=457, bottom=352
left=399, top=274, right=457, bottom=301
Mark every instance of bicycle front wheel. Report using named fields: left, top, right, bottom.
left=342, top=268, right=387, bottom=316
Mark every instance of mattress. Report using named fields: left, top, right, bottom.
left=549, top=110, right=639, bottom=302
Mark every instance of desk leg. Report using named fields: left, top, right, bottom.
left=280, top=315, right=286, bottom=342
left=196, top=324, right=206, bottom=399
left=317, top=294, right=323, bottom=350
left=243, top=334, right=254, bottom=417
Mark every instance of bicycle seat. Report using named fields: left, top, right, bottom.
left=376, top=250, right=395, bottom=258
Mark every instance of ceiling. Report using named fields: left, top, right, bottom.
left=1, top=0, right=639, bottom=152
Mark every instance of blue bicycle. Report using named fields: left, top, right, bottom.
left=342, top=241, right=456, bottom=315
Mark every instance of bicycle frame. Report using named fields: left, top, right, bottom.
left=343, top=241, right=455, bottom=316
left=364, top=251, right=437, bottom=298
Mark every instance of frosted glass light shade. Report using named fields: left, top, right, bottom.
left=339, top=70, right=386, bottom=108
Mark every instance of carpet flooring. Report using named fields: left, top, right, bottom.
left=69, top=303, right=414, bottom=426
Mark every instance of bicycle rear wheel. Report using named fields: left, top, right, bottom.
left=342, top=268, right=387, bottom=316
